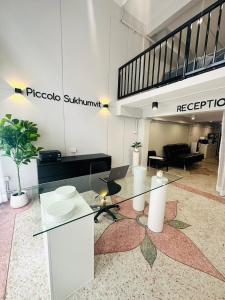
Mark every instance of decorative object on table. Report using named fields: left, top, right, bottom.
left=55, top=185, right=77, bottom=200
left=156, top=170, right=163, bottom=178
left=133, top=166, right=147, bottom=211
left=46, top=200, right=76, bottom=223
left=131, top=141, right=142, bottom=167
left=44, top=186, right=78, bottom=223
left=0, top=114, right=43, bottom=208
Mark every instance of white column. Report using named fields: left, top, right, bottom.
left=133, top=166, right=147, bottom=211
left=148, top=175, right=168, bottom=232
left=132, top=151, right=140, bottom=167
left=137, top=119, right=150, bottom=166
left=216, top=111, right=225, bottom=196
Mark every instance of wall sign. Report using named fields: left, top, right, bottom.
left=26, top=87, right=102, bottom=108
left=177, top=98, right=225, bottom=112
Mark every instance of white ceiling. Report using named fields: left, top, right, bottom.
left=113, top=0, right=215, bottom=37
left=154, top=110, right=223, bottom=125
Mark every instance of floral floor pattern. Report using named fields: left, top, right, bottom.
left=0, top=203, right=30, bottom=300
left=95, top=197, right=225, bottom=283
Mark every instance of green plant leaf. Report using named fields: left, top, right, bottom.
left=0, top=114, right=43, bottom=193
left=5, top=114, right=12, bottom=119
left=166, top=220, right=190, bottom=229
left=140, top=235, right=157, bottom=267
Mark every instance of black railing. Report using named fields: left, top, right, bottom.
left=118, top=0, right=225, bottom=99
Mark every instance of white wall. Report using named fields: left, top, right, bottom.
left=189, top=124, right=212, bottom=142
left=149, top=120, right=190, bottom=156
left=0, top=0, right=144, bottom=191
left=148, top=120, right=212, bottom=156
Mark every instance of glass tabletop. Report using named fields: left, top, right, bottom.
left=5, top=168, right=182, bottom=237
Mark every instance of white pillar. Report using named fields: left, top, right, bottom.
left=133, top=166, right=147, bottom=211
left=148, top=175, right=168, bottom=232
left=216, top=111, right=225, bottom=196
left=132, top=151, right=140, bottom=167
left=137, top=119, right=150, bottom=166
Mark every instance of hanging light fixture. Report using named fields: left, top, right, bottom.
left=152, top=101, right=158, bottom=111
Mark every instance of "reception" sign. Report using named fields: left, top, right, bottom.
left=177, top=98, right=225, bottom=112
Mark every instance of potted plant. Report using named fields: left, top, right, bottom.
left=131, top=141, right=142, bottom=152
left=0, top=114, right=43, bottom=208
left=131, top=141, right=142, bottom=167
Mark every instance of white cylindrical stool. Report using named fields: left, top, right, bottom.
left=133, top=166, right=147, bottom=211
left=148, top=174, right=168, bottom=232
left=132, top=151, right=140, bottom=167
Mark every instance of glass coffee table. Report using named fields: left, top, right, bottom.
left=27, top=168, right=181, bottom=237
left=6, top=168, right=182, bottom=300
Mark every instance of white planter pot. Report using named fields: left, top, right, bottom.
left=10, top=191, right=29, bottom=208
left=132, top=151, right=140, bottom=167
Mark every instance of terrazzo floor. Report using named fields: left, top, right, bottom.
left=2, top=159, right=225, bottom=300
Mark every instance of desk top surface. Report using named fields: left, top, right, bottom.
left=14, top=168, right=181, bottom=237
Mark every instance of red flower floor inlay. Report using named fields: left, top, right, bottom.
left=95, top=197, right=225, bottom=283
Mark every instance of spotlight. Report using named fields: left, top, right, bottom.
left=191, top=115, right=195, bottom=120
left=14, top=88, right=23, bottom=94
left=152, top=101, right=158, bottom=111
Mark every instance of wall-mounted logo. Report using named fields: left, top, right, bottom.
left=177, top=98, right=225, bottom=112
left=26, top=87, right=102, bottom=108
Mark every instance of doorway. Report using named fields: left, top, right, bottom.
left=148, top=110, right=223, bottom=195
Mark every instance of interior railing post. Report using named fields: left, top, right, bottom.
left=117, top=69, right=121, bottom=99
left=122, top=67, right=125, bottom=97
left=142, top=53, right=146, bottom=89
left=193, top=19, right=201, bottom=70
left=169, top=36, right=174, bottom=77
left=157, top=44, right=162, bottom=84
left=162, top=40, right=168, bottom=80
left=151, top=48, right=156, bottom=85
left=183, top=24, right=192, bottom=76
left=125, top=65, right=128, bottom=96
left=134, top=59, right=137, bottom=92
left=127, top=64, right=130, bottom=95
left=131, top=62, right=134, bottom=93
left=147, top=51, right=151, bottom=87
left=213, top=4, right=223, bottom=63
left=138, top=57, right=141, bottom=90
left=203, top=12, right=211, bottom=66
left=176, top=31, right=182, bottom=76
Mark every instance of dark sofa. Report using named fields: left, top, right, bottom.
left=163, top=144, right=204, bottom=169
